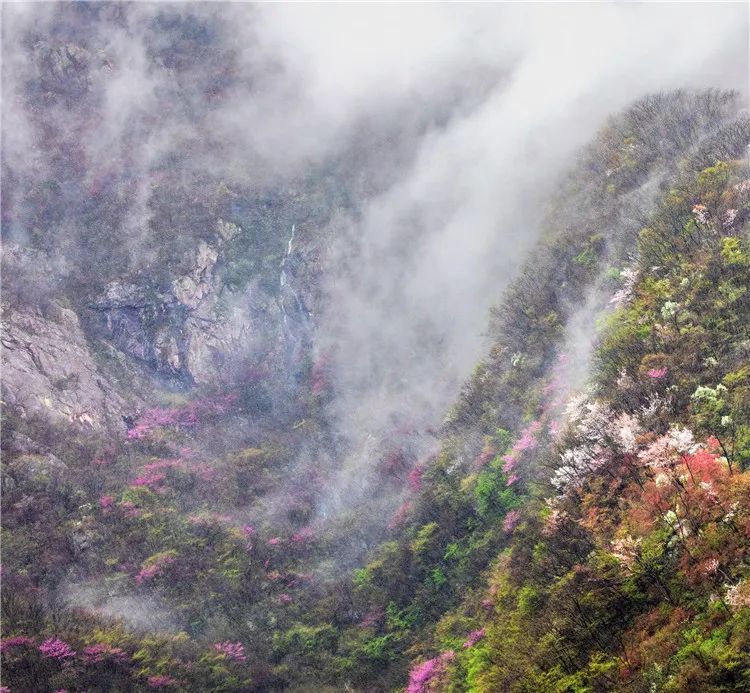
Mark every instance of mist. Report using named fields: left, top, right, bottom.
left=2, top=0, right=749, bottom=663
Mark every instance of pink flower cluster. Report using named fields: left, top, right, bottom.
left=135, top=553, right=176, bottom=584
left=388, top=501, right=412, bottom=529
left=408, top=465, right=424, bottom=491
left=81, top=643, right=128, bottom=662
left=291, top=526, right=315, bottom=544
left=213, top=641, right=246, bottom=662
left=647, top=367, right=668, bottom=379
left=99, top=495, right=115, bottom=509
left=512, top=421, right=542, bottom=454
left=143, top=459, right=186, bottom=472
left=39, top=637, right=75, bottom=660
left=0, top=635, right=34, bottom=652
left=473, top=447, right=496, bottom=469
left=119, top=500, right=141, bottom=518
left=502, top=509, right=522, bottom=534
left=407, top=651, right=455, bottom=693
left=462, top=628, right=486, bottom=648
left=127, top=395, right=238, bottom=439
left=131, top=471, right=167, bottom=490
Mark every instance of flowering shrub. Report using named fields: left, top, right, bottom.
left=0, top=635, right=34, bottom=652
left=291, top=526, right=315, bottom=544
left=135, top=551, right=177, bottom=584
left=126, top=395, right=238, bottom=439
left=39, top=638, right=75, bottom=660
left=462, top=628, right=486, bottom=648
left=213, top=641, right=246, bottom=662
left=388, top=501, right=412, bottom=529
left=99, top=495, right=115, bottom=509
left=81, top=643, right=128, bottom=662
left=502, top=510, right=521, bottom=534
left=512, top=421, right=541, bottom=454
left=407, top=651, right=455, bottom=693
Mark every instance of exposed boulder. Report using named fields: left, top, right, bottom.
left=1, top=299, right=134, bottom=430
left=88, top=219, right=271, bottom=385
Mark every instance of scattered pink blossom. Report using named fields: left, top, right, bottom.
left=502, top=509, right=521, bottom=534
left=473, top=447, right=495, bottom=469
left=213, top=641, right=246, bottom=662
left=81, top=643, right=128, bottom=662
left=506, top=474, right=519, bottom=486
left=408, top=465, right=425, bottom=490
left=131, top=471, right=167, bottom=490
left=142, top=459, right=185, bottom=473
left=268, top=537, right=282, bottom=546
left=119, top=500, right=141, bottom=518
left=127, top=395, right=238, bottom=439
left=407, top=651, right=455, bottom=693
left=647, top=367, right=668, bottom=379
left=99, top=495, right=115, bottom=509
left=135, top=553, right=176, bottom=584
left=278, top=593, right=293, bottom=605
left=501, top=454, right=516, bottom=473
left=481, top=599, right=494, bottom=611
left=512, top=421, right=542, bottom=454
left=388, top=501, right=412, bottom=529
left=462, top=628, right=486, bottom=648
left=291, top=527, right=315, bottom=544
left=0, top=635, right=34, bottom=652
left=39, top=638, right=75, bottom=660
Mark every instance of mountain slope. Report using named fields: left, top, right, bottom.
left=1, top=32, right=749, bottom=691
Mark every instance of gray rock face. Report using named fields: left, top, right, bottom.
left=88, top=219, right=271, bottom=385
left=1, top=299, right=133, bottom=430
left=34, top=41, right=92, bottom=96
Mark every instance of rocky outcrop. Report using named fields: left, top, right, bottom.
left=88, top=219, right=274, bottom=385
left=34, top=41, right=93, bottom=97
left=1, top=299, right=134, bottom=430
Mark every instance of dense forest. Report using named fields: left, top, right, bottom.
left=2, top=4, right=750, bottom=692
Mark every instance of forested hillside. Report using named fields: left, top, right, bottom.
left=2, top=4, right=750, bottom=693
left=3, top=88, right=749, bottom=691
